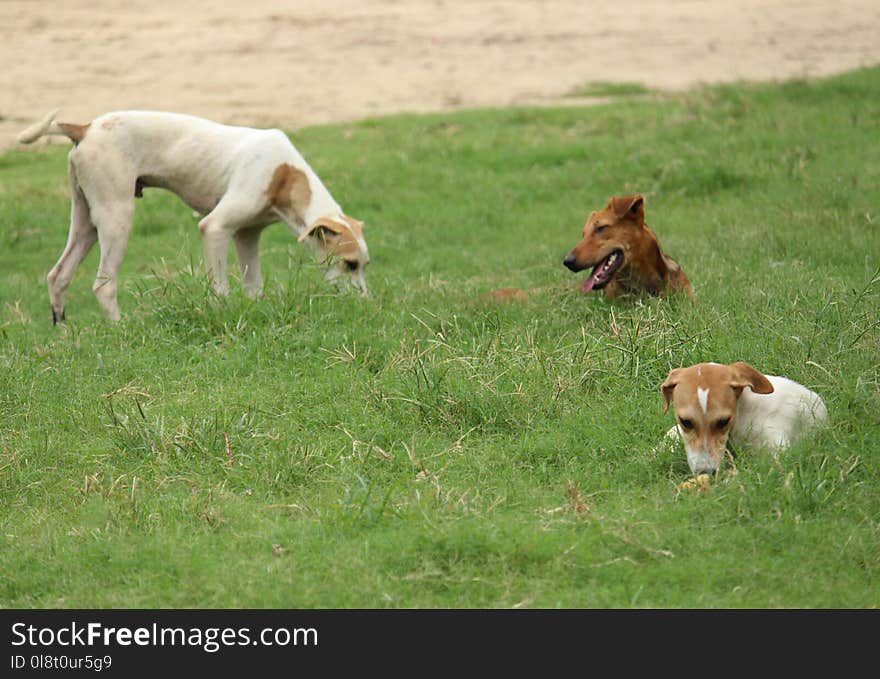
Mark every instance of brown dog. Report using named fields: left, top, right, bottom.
left=563, top=194, right=693, bottom=298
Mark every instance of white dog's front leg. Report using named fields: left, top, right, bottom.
left=199, top=195, right=264, bottom=296
left=198, top=217, right=234, bottom=296
left=233, top=226, right=264, bottom=298
left=651, top=425, right=682, bottom=457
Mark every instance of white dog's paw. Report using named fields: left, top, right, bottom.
left=651, top=425, right=681, bottom=456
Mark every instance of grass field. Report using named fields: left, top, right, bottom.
left=0, top=67, right=878, bottom=608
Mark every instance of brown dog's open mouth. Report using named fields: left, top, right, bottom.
left=582, top=250, right=624, bottom=292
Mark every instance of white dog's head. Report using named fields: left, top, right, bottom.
left=299, top=215, right=370, bottom=293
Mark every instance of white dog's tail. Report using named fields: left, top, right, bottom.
left=17, top=109, right=90, bottom=145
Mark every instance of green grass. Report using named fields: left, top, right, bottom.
left=1, top=68, right=879, bottom=608
left=566, top=80, right=652, bottom=98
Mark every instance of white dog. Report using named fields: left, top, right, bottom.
left=660, top=362, right=828, bottom=474
left=18, top=109, right=370, bottom=321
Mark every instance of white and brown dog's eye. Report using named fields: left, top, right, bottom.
left=679, top=418, right=694, bottom=430
left=345, top=260, right=358, bottom=271
left=714, top=418, right=731, bottom=430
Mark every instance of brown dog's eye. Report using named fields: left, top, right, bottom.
left=679, top=418, right=694, bottom=431
left=714, top=418, right=730, bottom=430
left=594, top=224, right=607, bottom=233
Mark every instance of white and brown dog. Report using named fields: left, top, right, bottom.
left=18, top=109, right=370, bottom=321
left=661, top=362, right=828, bottom=474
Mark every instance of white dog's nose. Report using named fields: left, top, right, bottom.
left=350, top=266, right=369, bottom=295
left=687, top=449, right=717, bottom=474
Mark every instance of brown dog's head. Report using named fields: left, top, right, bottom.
left=563, top=194, right=669, bottom=293
left=661, top=362, right=775, bottom=474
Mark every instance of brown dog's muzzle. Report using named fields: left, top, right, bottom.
left=563, top=253, right=582, bottom=272
left=564, top=247, right=625, bottom=292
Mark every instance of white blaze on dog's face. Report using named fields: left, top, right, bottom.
left=661, top=362, right=775, bottom=474
left=298, top=215, right=370, bottom=293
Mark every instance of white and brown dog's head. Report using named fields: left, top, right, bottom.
left=266, top=163, right=370, bottom=294
left=299, top=215, right=370, bottom=293
left=661, top=362, right=775, bottom=474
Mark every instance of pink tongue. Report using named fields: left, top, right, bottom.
left=581, top=272, right=598, bottom=293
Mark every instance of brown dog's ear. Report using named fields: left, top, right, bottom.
left=660, top=368, right=683, bottom=414
left=729, top=362, right=774, bottom=395
left=609, top=194, right=644, bottom=220
left=661, top=253, right=681, bottom=273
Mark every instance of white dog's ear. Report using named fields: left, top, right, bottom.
left=660, top=368, right=683, bottom=414
left=729, top=362, right=774, bottom=395
left=298, top=218, right=343, bottom=242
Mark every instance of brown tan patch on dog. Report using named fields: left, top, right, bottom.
left=485, top=287, right=531, bottom=302
left=58, top=122, right=90, bottom=144
left=266, top=163, right=312, bottom=214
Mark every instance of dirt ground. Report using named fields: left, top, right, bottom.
left=1, top=1, right=879, bottom=150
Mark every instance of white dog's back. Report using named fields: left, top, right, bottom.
left=732, top=375, right=828, bottom=450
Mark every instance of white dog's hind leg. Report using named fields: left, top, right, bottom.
left=46, top=164, right=98, bottom=323
left=89, top=200, right=135, bottom=321
left=233, top=226, right=264, bottom=298
left=69, top=146, right=137, bottom=321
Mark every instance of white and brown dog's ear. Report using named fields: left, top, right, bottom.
left=660, top=368, right=683, bottom=414
left=298, top=217, right=344, bottom=243
left=342, top=216, right=364, bottom=231
left=609, top=194, right=644, bottom=221
left=728, top=362, right=774, bottom=395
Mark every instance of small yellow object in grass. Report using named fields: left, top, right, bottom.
left=678, top=474, right=711, bottom=493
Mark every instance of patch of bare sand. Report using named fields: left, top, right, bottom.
left=1, top=0, right=878, bottom=149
